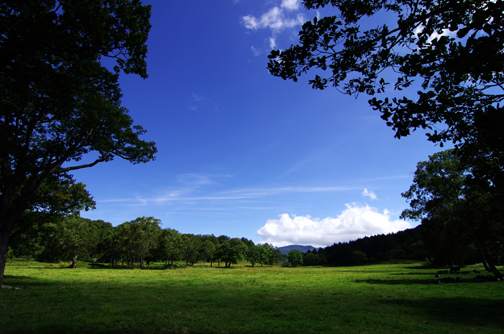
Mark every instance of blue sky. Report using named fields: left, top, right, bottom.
left=73, top=0, right=444, bottom=247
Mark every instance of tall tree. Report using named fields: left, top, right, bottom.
left=0, top=0, right=156, bottom=286
left=39, top=216, right=98, bottom=268
left=156, top=228, right=183, bottom=268
left=219, top=238, right=247, bottom=268
left=200, top=240, right=216, bottom=267
left=182, top=234, right=201, bottom=267
left=401, top=149, right=503, bottom=276
left=8, top=180, right=95, bottom=259
left=115, top=217, right=161, bottom=268
left=245, top=244, right=261, bottom=267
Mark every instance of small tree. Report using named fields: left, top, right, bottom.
left=220, top=238, right=247, bottom=268
left=200, top=240, right=216, bottom=266
left=288, top=250, right=304, bottom=267
left=182, top=234, right=201, bottom=267
left=156, top=228, right=183, bottom=268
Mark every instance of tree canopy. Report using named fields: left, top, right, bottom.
left=0, top=0, right=155, bottom=286
left=288, top=249, right=304, bottom=267
left=401, top=149, right=503, bottom=276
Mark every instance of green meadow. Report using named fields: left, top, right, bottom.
left=2, top=260, right=504, bottom=334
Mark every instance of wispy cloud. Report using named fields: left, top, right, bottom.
left=192, top=93, right=203, bottom=101
left=242, top=6, right=304, bottom=31
left=251, top=46, right=261, bottom=56
left=362, top=188, right=377, bottom=200
left=98, top=182, right=357, bottom=206
left=257, top=203, right=411, bottom=247
left=241, top=0, right=305, bottom=54
left=227, top=186, right=357, bottom=198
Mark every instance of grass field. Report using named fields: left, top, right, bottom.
left=1, top=260, right=504, bottom=333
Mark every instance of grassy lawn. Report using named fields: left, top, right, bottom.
left=1, top=260, right=504, bottom=333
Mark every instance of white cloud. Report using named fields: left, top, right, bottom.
left=101, top=184, right=357, bottom=207
left=281, top=0, right=301, bottom=11
left=362, top=188, right=377, bottom=200
left=413, top=26, right=456, bottom=45
left=241, top=1, right=305, bottom=55
left=241, top=6, right=305, bottom=32
left=269, top=37, right=277, bottom=49
left=257, top=203, right=412, bottom=248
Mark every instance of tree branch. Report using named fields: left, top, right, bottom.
left=56, top=152, right=111, bottom=173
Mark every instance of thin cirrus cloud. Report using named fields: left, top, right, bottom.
left=99, top=183, right=358, bottom=206
left=256, top=203, right=412, bottom=248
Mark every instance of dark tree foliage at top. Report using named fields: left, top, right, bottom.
left=268, top=0, right=504, bottom=192
left=269, top=0, right=503, bottom=144
left=0, top=0, right=156, bottom=286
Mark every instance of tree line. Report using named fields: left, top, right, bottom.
left=301, top=227, right=425, bottom=267
left=12, top=209, right=502, bottom=271
left=8, top=216, right=284, bottom=269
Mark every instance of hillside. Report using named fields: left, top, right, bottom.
left=279, top=245, right=316, bottom=255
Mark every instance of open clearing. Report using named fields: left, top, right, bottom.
left=1, top=261, right=504, bottom=333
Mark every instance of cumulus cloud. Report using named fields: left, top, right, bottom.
left=362, top=188, right=377, bottom=200
left=257, top=203, right=412, bottom=248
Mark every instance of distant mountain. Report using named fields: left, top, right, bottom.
left=278, top=245, right=316, bottom=255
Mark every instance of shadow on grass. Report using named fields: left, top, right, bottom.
left=2, top=275, right=58, bottom=288
left=356, top=278, right=435, bottom=285
left=379, top=296, right=504, bottom=329
left=388, top=272, right=477, bottom=276
left=356, top=277, right=501, bottom=285
left=3, top=275, right=32, bottom=280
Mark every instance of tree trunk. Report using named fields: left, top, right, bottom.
left=71, top=254, right=78, bottom=268
left=0, top=230, right=12, bottom=287
left=0, top=213, right=18, bottom=287
left=475, top=239, right=503, bottom=278
left=475, top=240, right=491, bottom=271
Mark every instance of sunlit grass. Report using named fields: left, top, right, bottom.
left=2, top=260, right=504, bottom=333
